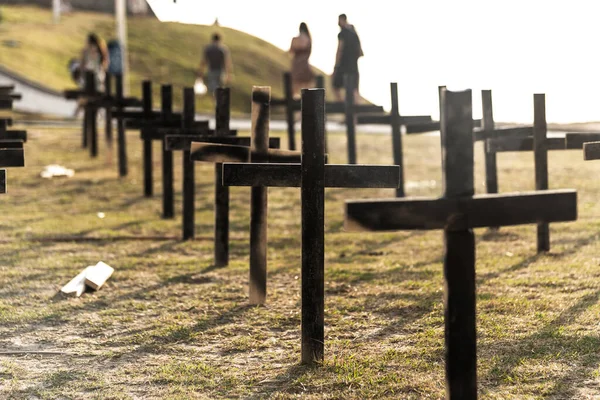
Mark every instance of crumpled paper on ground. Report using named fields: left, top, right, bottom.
left=40, top=165, right=75, bottom=179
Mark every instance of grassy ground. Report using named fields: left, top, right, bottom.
left=0, top=117, right=600, bottom=399
left=0, top=5, right=324, bottom=114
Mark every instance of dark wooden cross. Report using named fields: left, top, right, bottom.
left=64, top=71, right=104, bottom=157
left=356, top=82, right=434, bottom=197
left=164, top=88, right=287, bottom=264
left=222, top=88, right=400, bottom=364
left=112, top=80, right=209, bottom=198
left=344, top=88, right=577, bottom=398
left=103, top=73, right=142, bottom=177
left=0, top=89, right=26, bottom=194
left=482, top=93, right=593, bottom=252
left=583, top=140, right=600, bottom=161
left=271, top=73, right=384, bottom=164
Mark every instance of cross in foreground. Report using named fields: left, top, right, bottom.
left=222, top=88, right=400, bottom=364
left=344, top=88, right=577, bottom=398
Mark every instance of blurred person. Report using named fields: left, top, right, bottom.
left=289, top=22, right=315, bottom=98
left=197, top=33, right=232, bottom=100
left=332, top=14, right=363, bottom=102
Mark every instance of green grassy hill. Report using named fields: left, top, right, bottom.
left=0, top=5, right=324, bottom=114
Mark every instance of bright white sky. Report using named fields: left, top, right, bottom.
left=147, top=0, right=600, bottom=123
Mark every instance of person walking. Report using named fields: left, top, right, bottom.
left=289, top=22, right=315, bottom=98
left=198, top=33, right=232, bottom=98
left=332, top=14, right=363, bottom=102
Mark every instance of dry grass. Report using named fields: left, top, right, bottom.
left=0, top=118, right=599, bottom=399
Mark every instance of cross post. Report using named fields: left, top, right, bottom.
left=222, top=88, right=400, bottom=364
left=344, top=88, right=578, bottom=397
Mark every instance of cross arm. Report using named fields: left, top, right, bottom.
left=473, top=126, right=532, bottom=142
left=165, top=135, right=280, bottom=151
left=565, top=133, right=600, bottom=150
left=486, top=137, right=565, bottom=152
left=584, top=141, right=600, bottom=160
left=0, top=148, right=24, bottom=167
left=191, top=144, right=302, bottom=163
left=357, top=114, right=433, bottom=125
left=0, top=170, right=5, bottom=194
left=222, top=163, right=399, bottom=188
left=0, top=130, right=27, bottom=143
left=344, top=189, right=577, bottom=231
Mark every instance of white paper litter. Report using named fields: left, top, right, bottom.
left=41, top=165, right=75, bottom=179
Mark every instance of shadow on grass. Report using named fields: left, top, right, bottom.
left=481, top=290, right=600, bottom=398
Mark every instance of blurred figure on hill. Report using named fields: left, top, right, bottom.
left=79, top=33, right=109, bottom=91
left=332, top=14, right=363, bottom=103
left=289, top=22, right=315, bottom=98
left=73, top=33, right=109, bottom=117
left=197, top=33, right=232, bottom=99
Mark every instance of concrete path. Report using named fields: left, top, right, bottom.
left=0, top=65, right=77, bottom=118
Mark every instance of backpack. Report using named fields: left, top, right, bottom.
left=107, top=40, right=123, bottom=75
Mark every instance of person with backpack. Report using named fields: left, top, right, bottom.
left=197, top=33, right=233, bottom=98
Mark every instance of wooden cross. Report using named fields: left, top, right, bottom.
left=222, top=88, right=400, bottom=364
left=103, top=73, right=142, bottom=177
left=0, top=90, right=26, bottom=194
left=112, top=80, right=208, bottom=197
left=164, top=88, right=289, bottom=265
left=271, top=72, right=384, bottom=164
left=64, top=71, right=104, bottom=157
left=482, top=93, right=592, bottom=252
left=344, top=88, right=577, bottom=398
left=583, top=140, right=600, bottom=161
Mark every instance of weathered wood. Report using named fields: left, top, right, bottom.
left=0, top=130, right=26, bottom=142
left=473, top=126, right=533, bottom=142
left=215, top=88, right=230, bottom=267
left=344, top=75, right=358, bottom=164
left=0, top=149, right=24, bottom=167
left=191, top=144, right=301, bottom=164
left=142, top=81, right=153, bottom=197
left=105, top=74, right=113, bottom=148
left=0, top=141, right=24, bottom=149
left=84, top=261, right=114, bottom=291
left=284, top=72, right=296, bottom=150
left=481, top=90, right=498, bottom=202
left=182, top=88, right=195, bottom=240
left=344, top=189, right=577, bottom=231
left=166, top=135, right=279, bottom=151
left=534, top=93, right=549, bottom=252
left=565, top=133, right=600, bottom=149
left=115, top=75, right=128, bottom=177
left=161, top=85, right=174, bottom=219
left=249, top=86, right=270, bottom=305
left=486, top=136, right=564, bottom=152
left=390, top=82, right=405, bottom=197
left=584, top=141, right=600, bottom=160
left=300, top=88, right=325, bottom=364
left=223, top=163, right=399, bottom=188
left=440, top=88, right=476, bottom=398
left=357, top=114, right=433, bottom=125
left=0, top=170, right=6, bottom=194
left=60, top=266, right=91, bottom=297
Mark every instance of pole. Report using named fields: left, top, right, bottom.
left=53, top=0, right=61, bottom=24
left=116, top=0, right=130, bottom=96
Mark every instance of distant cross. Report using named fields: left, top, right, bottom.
left=271, top=73, right=383, bottom=163
left=344, top=88, right=577, bottom=398
left=222, top=88, right=400, bottom=364
left=165, top=88, right=292, bottom=267
left=483, top=93, right=594, bottom=252
left=112, top=80, right=208, bottom=198
left=0, top=87, right=26, bottom=193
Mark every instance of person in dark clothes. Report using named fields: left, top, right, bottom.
left=197, top=33, right=232, bottom=96
left=332, top=14, right=363, bottom=102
